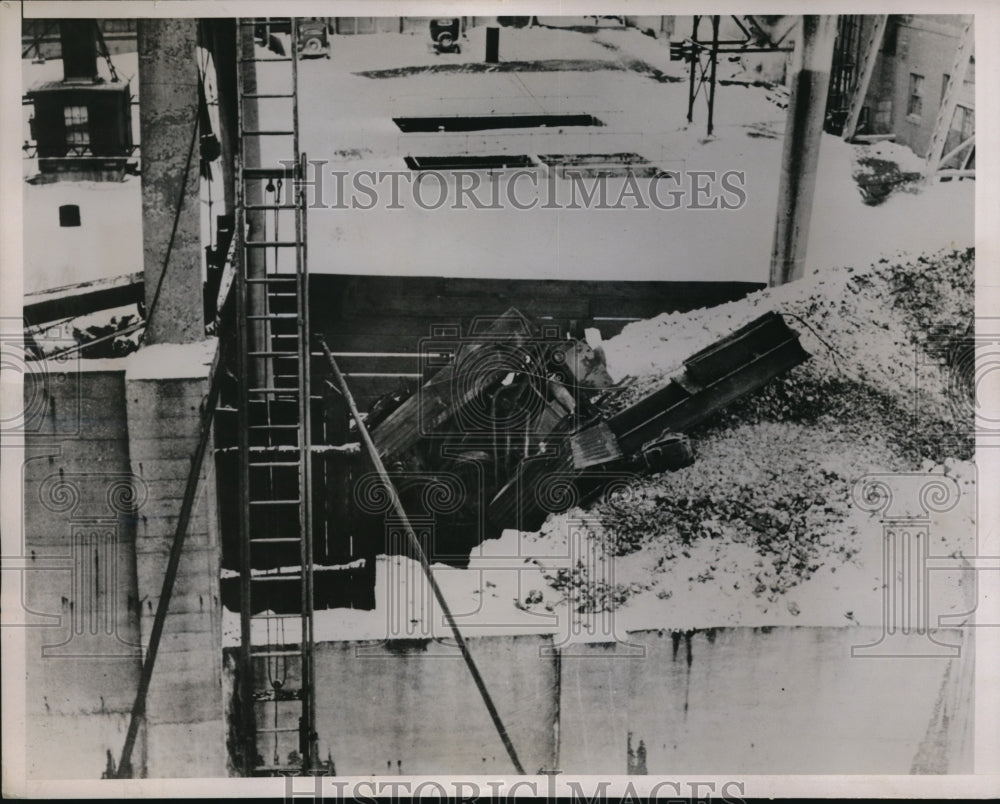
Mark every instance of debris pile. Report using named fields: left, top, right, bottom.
left=521, top=247, right=975, bottom=623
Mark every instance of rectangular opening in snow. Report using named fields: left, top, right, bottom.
left=403, top=154, right=536, bottom=170
left=393, top=113, right=604, bottom=132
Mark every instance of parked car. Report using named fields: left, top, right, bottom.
left=298, top=20, right=330, bottom=58
left=429, top=18, right=461, bottom=53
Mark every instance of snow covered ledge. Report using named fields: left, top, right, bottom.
left=124, top=338, right=225, bottom=777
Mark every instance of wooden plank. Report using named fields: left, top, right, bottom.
left=24, top=272, right=144, bottom=325
left=925, top=17, right=974, bottom=175
left=311, top=275, right=765, bottom=314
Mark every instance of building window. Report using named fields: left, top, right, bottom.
left=907, top=73, right=924, bottom=118
left=63, top=105, right=90, bottom=146
left=59, top=205, right=81, bottom=227
left=882, top=16, right=898, bottom=55
left=953, top=105, right=974, bottom=140
left=874, top=98, right=893, bottom=130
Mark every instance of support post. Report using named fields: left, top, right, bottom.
left=769, top=15, right=838, bottom=287
left=686, top=16, right=700, bottom=123
left=552, top=646, right=561, bottom=771
left=137, top=19, right=205, bottom=344
left=486, top=27, right=499, bottom=63
left=706, top=16, right=720, bottom=137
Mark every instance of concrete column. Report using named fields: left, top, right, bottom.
left=769, top=15, right=838, bottom=286
left=138, top=19, right=204, bottom=344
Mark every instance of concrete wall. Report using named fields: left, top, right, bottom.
left=225, top=626, right=972, bottom=776
left=310, top=275, right=764, bottom=409
left=22, top=348, right=227, bottom=779
left=559, top=627, right=972, bottom=774
left=22, top=363, right=145, bottom=779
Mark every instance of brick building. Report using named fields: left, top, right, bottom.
left=830, top=14, right=974, bottom=165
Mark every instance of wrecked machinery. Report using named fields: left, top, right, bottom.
left=364, top=307, right=811, bottom=562
left=218, top=307, right=810, bottom=611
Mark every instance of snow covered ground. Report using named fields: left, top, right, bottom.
left=261, top=24, right=975, bottom=283
left=22, top=25, right=974, bottom=292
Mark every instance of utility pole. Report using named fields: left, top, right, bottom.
left=769, top=15, right=838, bottom=287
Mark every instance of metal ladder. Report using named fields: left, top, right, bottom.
left=234, top=17, right=317, bottom=776
left=924, top=17, right=974, bottom=176
left=841, top=15, right=888, bottom=142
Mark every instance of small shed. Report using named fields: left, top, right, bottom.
left=27, top=79, right=134, bottom=176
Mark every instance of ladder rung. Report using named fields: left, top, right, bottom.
left=251, top=537, right=303, bottom=543
left=240, top=57, right=294, bottom=63
left=249, top=499, right=301, bottom=506
left=252, top=649, right=303, bottom=658
left=253, top=574, right=303, bottom=582
left=248, top=460, right=300, bottom=467
left=248, top=351, right=298, bottom=357
left=243, top=167, right=297, bottom=179
left=247, top=313, right=298, bottom=319
left=246, top=241, right=299, bottom=248
left=242, top=130, right=295, bottom=136
left=245, top=277, right=298, bottom=285
left=247, top=424, right=301, bottom=430
left=256, top=726, right=300, bottom=734
left=244, top=204, right=298, bottom=211
left=249, top=387, right=300, bottom=394
left=253, top=764, right=305, bottom=774
left=252, top=612, right=303, bottom=619
left=243, top=93, right=296, bottom=99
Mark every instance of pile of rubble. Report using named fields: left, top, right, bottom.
left=521, top=247, right=975, bottom=622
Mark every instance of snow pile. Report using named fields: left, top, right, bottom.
left=603, top=246, right=973, bottom=456
left=848, top=139, right=928, bottom=205
left=517, top=247, right=975, bottom=629
left=270, top=247, right=975, bottom=643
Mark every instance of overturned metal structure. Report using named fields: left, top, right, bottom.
left=219, top=307, right=810, bottom=600
left=369, top=307, right=811, bottom=545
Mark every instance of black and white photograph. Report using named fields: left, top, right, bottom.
left=1, top=2, right=998, bottom=798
